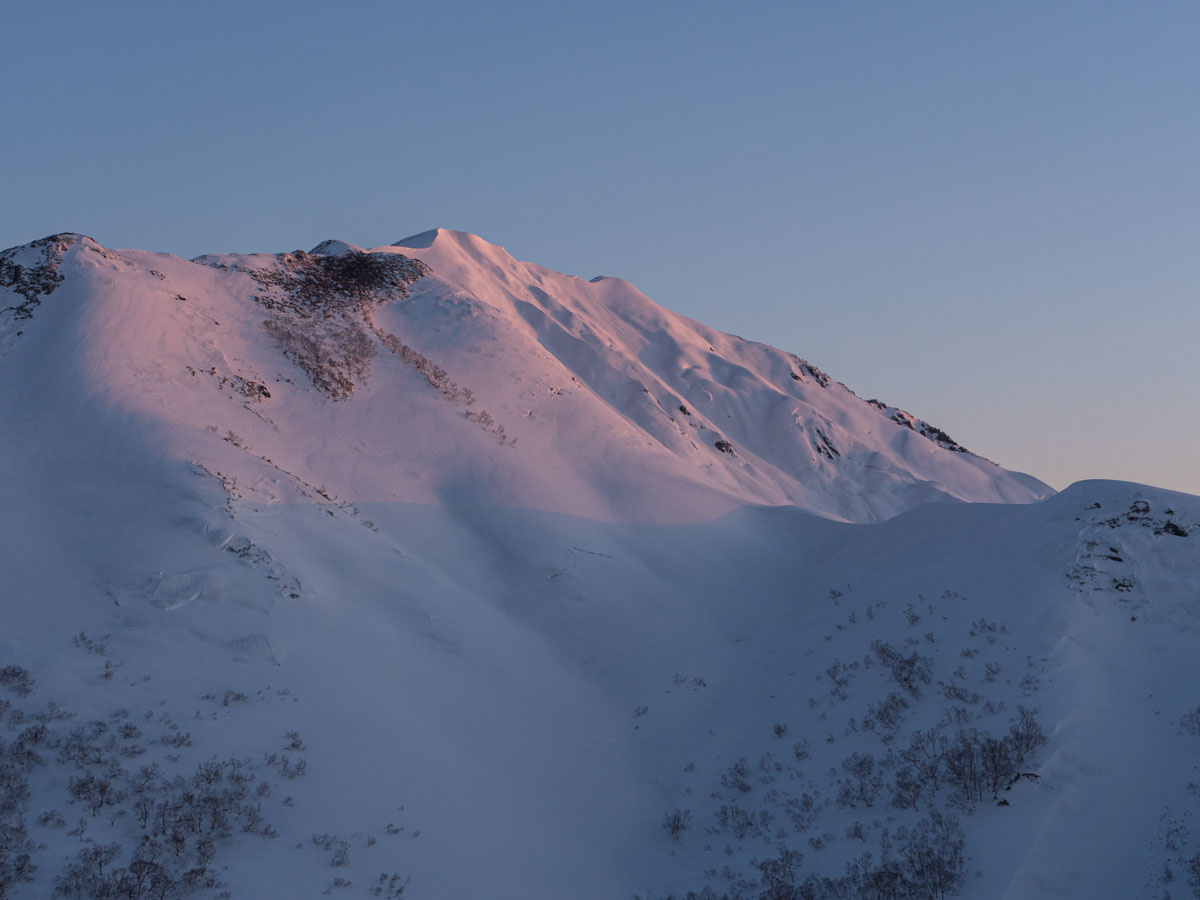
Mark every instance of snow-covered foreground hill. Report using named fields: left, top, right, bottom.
left=1, top=231, right=1197, bottom=899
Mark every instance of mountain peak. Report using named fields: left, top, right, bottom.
left=391, top=227, right=444, bottom=249
left=309, top=239, right=365, bottom=256
left=390, top=227, right=511, bottom=257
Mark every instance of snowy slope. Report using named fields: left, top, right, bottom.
left=379, top=228, right=1051, bottom=522
left=1, top=230, right=1196, bottom=900
left=2, top=229, right=1049, bottom=529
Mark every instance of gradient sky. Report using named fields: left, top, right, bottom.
left=4, top=2, right=1197, bottom=495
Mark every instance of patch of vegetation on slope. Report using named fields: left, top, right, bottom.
left=242, top=250, right=428, bottom=400
left=0, top=657, right=413, bottom=899
left=650, top=591, right=1054, bottom=900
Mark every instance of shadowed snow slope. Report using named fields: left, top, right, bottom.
left=2, top=231, right=1195, bottom=900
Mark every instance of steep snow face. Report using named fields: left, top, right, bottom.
left=2, top=228, right=1048, bottom=527
left=377, top=229, right=1051, bottom=521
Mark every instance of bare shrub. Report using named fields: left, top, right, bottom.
left=662, top=808, right=692, bottom=842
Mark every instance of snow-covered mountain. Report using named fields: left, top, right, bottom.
left=1, top=230, right=1196, bottom=900
left=1, top=229, right=1048, bottom=528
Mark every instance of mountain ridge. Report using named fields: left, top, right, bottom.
left=1, top=228, right=1050, bottom=526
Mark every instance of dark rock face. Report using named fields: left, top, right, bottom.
left=0, top=234, right=74, bottom=322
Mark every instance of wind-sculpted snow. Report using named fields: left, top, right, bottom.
left=373, top=228, right=1051, bottom=522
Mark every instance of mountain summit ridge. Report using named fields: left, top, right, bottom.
left=2, top=228, right=1047, bottom=524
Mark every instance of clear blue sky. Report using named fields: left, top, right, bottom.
left=4, top=2, right=1197, bottom=495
